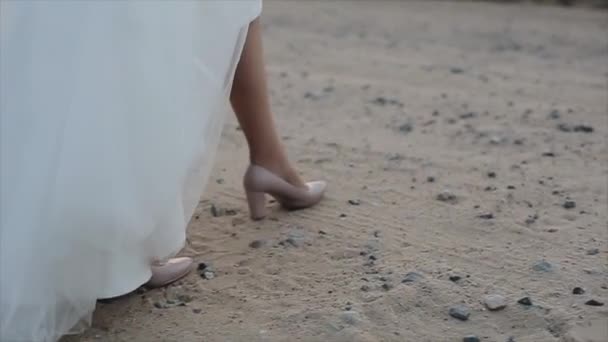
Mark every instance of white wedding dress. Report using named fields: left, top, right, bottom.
left=0, top=1, right=261, bottom=341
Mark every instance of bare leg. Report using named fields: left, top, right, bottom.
left=230, top=18, right=305, bottom=188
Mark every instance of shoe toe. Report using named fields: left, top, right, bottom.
left=306, top=180, right=327, bottom=195
left=147, top=257, right=194, bottom=288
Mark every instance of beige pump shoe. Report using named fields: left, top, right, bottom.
left=243, top=164, right=327, bottom=220
left=145, top=257, right=194, bottom=288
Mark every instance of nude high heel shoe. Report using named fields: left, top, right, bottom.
left=243, top=164, right=327, bottom=220
left=145, top=257, right=194, bottom=288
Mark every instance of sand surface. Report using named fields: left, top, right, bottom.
left=72, top=1, right=607, bottom=341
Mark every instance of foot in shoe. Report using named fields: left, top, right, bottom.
left=145, top=257, right=194, bottom=288
left=243, top=164, right=327, bottom=220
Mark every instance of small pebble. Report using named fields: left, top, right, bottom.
left=427, top=176, right=435, bottom=183
left=436, top=190, right=457, bottom=203
left=558, top=124, right=594, bottom=133
left=360, top=285, right=370, bottom=292
left=449, top=275, right=462, bottom=282
left=340, top=311, right=362, bottom=325
left=586, top=248, right=599, bottom=256
left=210, top=204, right=221, bottom=217
left=573, top=125, right=594, bottom=133
left=281, top=231, right=310, bottom=248
left=478, top=213, right=494, bottom=219
left=399, top=122, right=414, bottom=134
left=483, top=294, right=507, bottom=311
left=402, top=272, right=423, bottom=284
left=449, top=305, right=471, bottom=321
left=382, top=282, right=394, bottom=291
left=210, top=204, right=237, bottom=217
left=532, top=260, right=553, bottom=272
left=192, top=308, right=203, bottom=314
left=203, top=271, right=215, bottom=280
left=518, top=297, right=533, bottom=306
left=563, top=200, right=576, bottom=209
left=487, top=171, right=496, bottom=178
left=548, top=109, right=560, bottom=119
left=460, top=112, right=477, bottom=119
left=463, top=336, right=480, bottom=342
left=176, top=294, right=193, bottom=303
left=525, top=215, right=538, bottom=225
left=348, top=199, right=361, bottom=206
left=249, top=240, right=265, bottom=249
left=490, top=136, right=504, bottom=144
left=585, top=299, right=604, bottom=307
left=572, top=287, right=585, bottom=295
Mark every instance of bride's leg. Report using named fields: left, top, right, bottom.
left=146, top=19, right=305, bottom=286
left=230, top=18, right=305, bottom=189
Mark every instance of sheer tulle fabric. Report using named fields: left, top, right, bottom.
left=0, top=1, right=261, bottom=341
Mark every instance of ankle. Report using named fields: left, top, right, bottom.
left=250, top=154, right=286, bottom=174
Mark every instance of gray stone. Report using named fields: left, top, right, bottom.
left=382, top=282, right=394, bottom=291
left=436, top=190, right=457, bottom=203
left=197, top=262, right=215, bottom=280
left=517, top=297, right=532, bottom=306
left=463, top=336, right=480, bottom=342
left=402, top=272, right=423, bottom=284
left=154, top=299, right=186, bottom=309
left=449, top=305, right=471, bottom=321
left=490, top=136, right=505, bottom=144
left=587, top=248, right=600, bottom=256
left=563, top=200, right=576, bottom=209
left=478, top=213, right=494, bottom=219
left=280, top=231, right=311, bottom=248
left=340, top=311, right=362, bottom=326
left=484, top=294, right=507, bottom=311
left=176, top=294, right=193, bottom=303
left=449, top=275, right=462, bottom=282
left=249, top=240, right=266, bottom=249
left=210, top=204, right=238, bottom=217
left=548, top=109, right=560, bottom=120
left=532, top=260, right=553, bottom=272
left=572, top=287, right=585, bottom=295
left=399, top=122, right=414, bottom=134
left=585, top=299, right=604, bottom=307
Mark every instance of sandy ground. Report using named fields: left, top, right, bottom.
left=71, top=1, right=607, bottom=341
